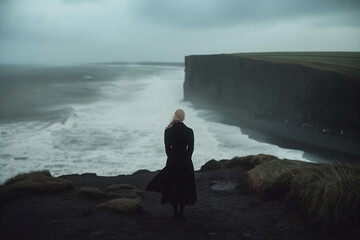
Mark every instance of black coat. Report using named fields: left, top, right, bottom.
left=146, top=122, right=197, bottom=205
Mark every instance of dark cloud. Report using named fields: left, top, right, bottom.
left=0, top=1, right=11, bottom=36
left=0, top=0, right=359, bottom=64
left=131, top=0, right=360, bottom=28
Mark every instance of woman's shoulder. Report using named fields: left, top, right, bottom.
left=182, top=123, right=193, bottom=133
left=166, top=122, right=193, bottom=132
left=164, top=123, right=176, bottom=133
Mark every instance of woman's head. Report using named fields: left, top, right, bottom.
left=166, top=109, right=185, bottom=128
left=173, top=109, right=185, bottom=122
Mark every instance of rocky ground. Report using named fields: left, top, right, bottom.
left=0, top=167, right=358, bottom=240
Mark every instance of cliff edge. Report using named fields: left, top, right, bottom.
left=184, top=53, right=360, bottom=143
left=184, top=53, right=360, bottom=159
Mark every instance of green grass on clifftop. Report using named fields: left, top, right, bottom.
left=231, top=52, right=360, bottom=80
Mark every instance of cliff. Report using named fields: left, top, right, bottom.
left=2, top=156, right=360, bottom=239
left=184, top=54, right=360, bottom=141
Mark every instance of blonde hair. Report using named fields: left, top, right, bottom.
left=166, top=109, right=185, bottom=128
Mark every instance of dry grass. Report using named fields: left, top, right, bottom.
left=77, top=184, right=143, bottom=214
left=199, top=154, right=279, bottom=172
left=99, top=184, right=143, bottom=214
left=79, top=187, right=107, bottom=200
left=98, top=198, right=142, bottom=214
left=105, top=184, right=143, bottom=199
left=0, top=170, right=75, bottom=203
left=1, top=171, right=143, bottom=215
left=246, top=159, right=360, bottom=227
left=227, top=154, right=279, bottom=170
left=107, top=184, right=138, bottom=191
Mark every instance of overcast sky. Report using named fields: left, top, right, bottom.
left=1, top=0, right=360, bottom=64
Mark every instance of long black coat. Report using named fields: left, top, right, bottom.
left=146, top=122, right=197, bottom=205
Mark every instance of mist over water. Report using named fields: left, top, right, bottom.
left=0, top=64, right=308, bottom=183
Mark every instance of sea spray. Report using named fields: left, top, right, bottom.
left=0, top=64, right=307, bottom=183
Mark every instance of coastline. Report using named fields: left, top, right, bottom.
left=1, top=156, right=359, bottom=240
left=186, top=101, right=360, bottom=165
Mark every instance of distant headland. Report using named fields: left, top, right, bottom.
left=183, top=52, right=360, bottom=162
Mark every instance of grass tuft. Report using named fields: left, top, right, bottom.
left=98, top=198, right=142, bottom=214
left=1, top=171, right=144, bottom=215
left=227, top=154, right=278, bottom=170
left=0, top=170, right=75, bottom=203
left=246, top=159, right=360, bottom=227
left=79, top=187, right=107, bottom=200
left=100, top=184, right=143, bottom=214
left=106, top=184, right=138, bottom=191
left=199, top=154, right=279, bottom=172
left=106, top=184, right=143, bottom=199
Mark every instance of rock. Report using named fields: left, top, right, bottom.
left=227, top=154, right=279, bottom=170
left=199, top=159, right=228, bottom=172
left=184, top=54, right=360, bottom=140
left=211, top=181, right=237, bottom=192
left=132, top=169, right=151, bottom=175
left=80, top=173, right=97, bottom=177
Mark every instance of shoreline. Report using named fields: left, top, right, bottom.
left=187, top=101, right=360, bottom=165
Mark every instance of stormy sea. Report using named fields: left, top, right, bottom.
left=0, top=63, right=309, bottom=183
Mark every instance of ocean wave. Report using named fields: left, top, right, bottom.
left=0, top=64, right=309, bottom=184
left=41, top=106, right=77, bottom=125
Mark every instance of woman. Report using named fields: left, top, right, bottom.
left=146, top=109, right=197, bottom=220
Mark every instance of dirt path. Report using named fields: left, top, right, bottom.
left=0, top=168, right=356, bottom=240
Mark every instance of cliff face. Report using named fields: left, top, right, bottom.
left=184, top=54, right=360, bottom=140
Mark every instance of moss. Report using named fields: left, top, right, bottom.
left=1, top=171, right=144, bottom=215
left=0, top=170, right=75, bottom=203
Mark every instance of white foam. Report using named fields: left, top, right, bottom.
left=0, top=65, right=307, bottom=183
